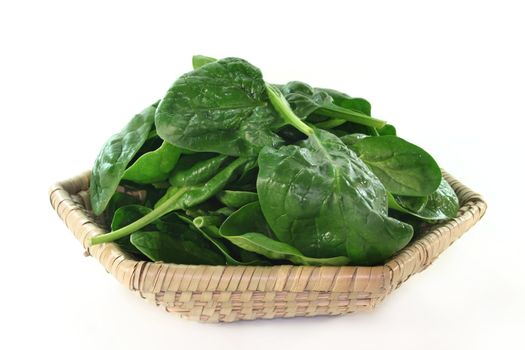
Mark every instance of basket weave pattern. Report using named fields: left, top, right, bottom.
left=49, top=171, right=486, bottom=322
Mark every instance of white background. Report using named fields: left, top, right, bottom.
left=1, top=1, right=523, bottom=349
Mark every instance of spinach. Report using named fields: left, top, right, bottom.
left=90, top=157, right=254, bottom=245
left=88, top=55, right=456, bottom=267
left=220, top=202, right=350, bottom=266
left=122, top=141, right=181, bottom=184
left=111, top=204, right=155, bottom=259
left=350, top=135, right=442, bottom=196
left=130, top=231, right=225, bottom=265
left=104, top=191, right=143, bottom=223
left=90, top=103, right=157, bottom=215
left=192, top=55, right=217, bottom=69
left=280, top=81, right=386, bottom=129
left=155, top=58, right=285, bottom=156
left=169, top=154, right=229, bottom=187
left=216, top=190, right=258, bottom=208
left=176, top=213, right=269, bottom=266
left=389, top=178, right=459, bottom=221
left=257, top=129, right=413, bottom=265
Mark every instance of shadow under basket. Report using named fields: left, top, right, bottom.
left=49, top=171, right=486, bottom=323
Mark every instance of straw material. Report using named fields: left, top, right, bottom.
left=49, top=171, right=486, bottom=322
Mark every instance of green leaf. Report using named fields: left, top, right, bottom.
left=156, top=157, right=254, bottom=210
left=169, top=154, right=229, bottom=187
left=389, top=178, right=460, bottom=221
left=339, top=133, right=368, bottom=147
left=90, top=103, right=157, bottom=215
left=91, top=157, right=254, bottom=245
left=280, top=81, right=385, bottom=129
left=122, top=141, right=181, bottom=184
left=377, top=124, right=397, bottom=136
left=104, top=191, right=142, bottom=223
left=216, top=190, right=258, bottom=208
left=351, top=135, right=442, bottom=196
left=220, top=202, right=350, bottom=266
left=319, top=88, right=372, bottom=115
left=176, top=213, right=269, bottom=266
left=192, top=55, right=217, bottom=69
left=111, top=205, right=154, bottom=259
left=130, top=231, right=225, bottom=265
left=111, top=205, right=154, bottom=231
left=155, top=57, right=284, bottom=156
left=257, top=129, right=413, bottom=265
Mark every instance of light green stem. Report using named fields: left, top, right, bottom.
left=266, top=83, right=314, bottom=136
left=316, top=105, right=386, bottom=129
left=90, top=187, right=187, bottom=245
left=315, top=118, right=347, bottom=129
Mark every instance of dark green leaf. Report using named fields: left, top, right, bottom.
left=377, top=124, right=397, bottom=136
left=111, top=205, right=155, bottom=259
left=351, top=135, right=442, bottom=196
left=90, top=103, right=157, bottom=215
left=220, top=202, right=350, bottom=265
left=130, top=231, right=225, bottom=265
left=155, top=57, right=284, bottom=156
left=111, top=205, right=154, bottom=231
left=104, top=191, right=142, bottom=223
left=257, top=129, right=413, bottom=265
left=177, top=214, right=269, bottom=265
left=280, top=82, right=385, bottom=129
left=169, top=154, right=229, bottom=187
left=389, top=178, right=459, bottom=221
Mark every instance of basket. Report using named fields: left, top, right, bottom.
left=49, top=171, right=486, bottom=323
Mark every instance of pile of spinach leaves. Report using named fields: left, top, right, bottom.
left=89, top=56, right=459, bottom=266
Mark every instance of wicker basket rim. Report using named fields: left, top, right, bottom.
left=49, top=170, right=486, bottom=295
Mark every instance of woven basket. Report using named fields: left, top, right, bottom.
left=49, top=171, right=486, bottom=323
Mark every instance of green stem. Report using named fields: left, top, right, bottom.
left=90, top=187, right=187, bottom=245
left=317, top=105, right=387, bottom=129
left=315, top=118, right=347, bottom=129
left=266, top=83, right=314, bottom=136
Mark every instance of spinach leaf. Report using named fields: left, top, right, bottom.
left=90, top=103, right=157, bottom=215
left=122, top=141, right=181, bottom=184
left=389, top=178, right=459, bottom=221
left=377, top=124, right=397, bottom=136
left=350, top=135, right=442, bottom=196
left=220, top=202, right=350, bottom=266
left=111, top=204, right=155, bottom=259
left=155, top=57, right=284, bottom=156
left=156, top=157, right=255, bottom=210
left=130, top=231, right=225, bottom=265
left=169, top=154, right=229, bottom=187
left=176, top=213, right=269, bottom=266
left=104, top=191, right=143, bottom=223
left=257, top=129, right=413, bottom=265
left=339, top=133, right=368, bottom=147
left=216, top=190, right=258, bottom=208
left=111, top=205, right=155, bottom=231
left=319, top=88, right=372, bottom=115
left=280, top=81, right=386, bottom=129
left=192, top=55, right=217, bottom=69
left=91, top=157, right=254, bottom=245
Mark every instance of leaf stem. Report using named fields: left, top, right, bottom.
left=315, top=118, right=347, bottom=129
left=317, top=105, right=387, bottom=129
left=90, top=187, right=187, bottom=245
left=266, top=83, right=314, bottom=136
